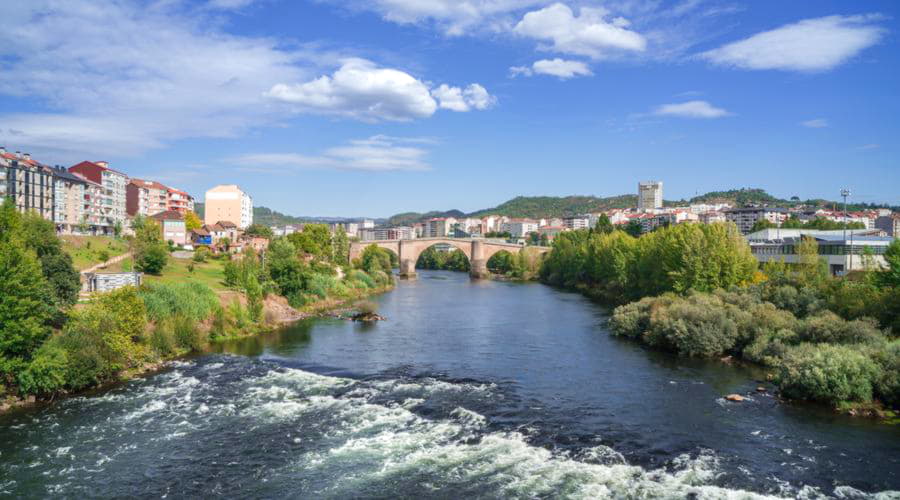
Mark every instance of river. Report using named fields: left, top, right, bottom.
left=1, top=270, right=899, bottom=498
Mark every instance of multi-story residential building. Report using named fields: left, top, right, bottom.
left=638, top=181, right=663, bottom=211
left=204, top=184, right=253, bottom=229
left=426, top=217, right=457, bottom=237
left=699, top=211, right=728, bottom=225
left=361, top=219, right=375, bottom=229
left=360, top=226, right=415, bottom=241
left=126, top=178, right=169, bottom=217
left=0, top=148, right=54, bottom=220
left=875, top=214, right=900, bottom=237
left=69, top=160, right=129, bottom=234
left=50, top=167, right=88, bottom=234
left=480, top=215, right=500, bottom=234
left=166, top=187, right=193, bottom=214
left=151, top=210, right=187, bottom=246
left=562, top=215, right=590, bottom=230
left=725, top=206, right=788, bottom=234
left=500, top=218, right=539, bottom=238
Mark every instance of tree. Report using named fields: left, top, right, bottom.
left=594, top=214, right=614, bottom=235
left=19, top=208, right=80, bottom=308
left=0, top=237, right=53, bottom=367
left=184, top=211, right=202, bottom=232
left=360, top=244, right=393, bottom=273
left=113, top=221, right=123, bottom=238
left=245, top=273, right=263, bottom=323
left=288, top=224, right=332, bottom=258
left=623, top=220, right=643, bottom=237
left=244, top=223, right=273, bottom=239
left=133, top=218, right=168, bottom=274
left=877, top=239, right=900, bottom=288
left=797, top=236, right=829, bottom=286
left=332, top=225, right=349, bottom=265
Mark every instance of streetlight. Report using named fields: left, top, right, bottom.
left=841, top=188, right=851, bottom=273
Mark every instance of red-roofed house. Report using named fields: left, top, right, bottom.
left=127, top=178, right=169, bottom=217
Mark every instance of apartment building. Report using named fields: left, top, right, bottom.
left=725, top=207, right=788, bottom=234
left=875, top=214, right=900, bottom=237
left=204, top=184, right=253, bottom=229
left=500, top=218, right=539, bottom=237
left=360, top=226, right=415, bottom=241
left=166, top=187, right=193, bottom=214
left=0, top=148, right=54, bottom=220
left=69, top=160, right=129, bottom=233
left=638, top=181, right=663, bottom=211
left=126, top=178, right=169, bottom=217
left=562, top=215, right=590, bottom=230
left=50, top=167, right=89, bottom=234
left=426, top=217, right=457, bottom=237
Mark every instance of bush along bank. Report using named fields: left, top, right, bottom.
left=539, top=221, right=900, bottom=416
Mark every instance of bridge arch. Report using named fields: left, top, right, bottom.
left=348, top=238, right=549, bottom=279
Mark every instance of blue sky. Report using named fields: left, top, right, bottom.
left=0, top=0, right=897, bottom=217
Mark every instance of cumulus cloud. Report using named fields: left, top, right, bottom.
left=653, top=100, right=730, bottom=118
left=431, top=83, right=496, bottom=111
left=700, top=15, right=885, bottom=72
left=801, top=118, right=829, bottom=128
left=0, top=0, right=307, bottom=158
left=267, top=59, right=494, bottom=121
left=229, top=135, right=434, bottom=172
left=513, top=3, right=646, bottom=59
left=510, top=58, right=593, bottom=79
left=320, top=0, right=544, bottom=36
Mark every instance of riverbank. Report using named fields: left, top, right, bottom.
left=0, top=278, right=394, bottom=416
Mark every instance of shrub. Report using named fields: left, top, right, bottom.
left=869, top=341, right=900, bottom=407
left=149, top=320, right=176, bottom=356
left=775, top=344, right=880, bottom=404
left=17, top=342, right=69, bottom=395
left=209, top=306, right=227, bottom=340
left=347, top=270, right=375, bottom=289
left=97, top=249, right=110, bottom=262
left=173, top=315, right=205, bottom=351
left=743, top=329, right=797, bottom=366
left=643, top=294, right=740, bottom=357
left=799, top=311, right=886, bottom=345
left=192, top=246, right=211, bottom=263
left=355, top=300, right=378, bottom=315
left=139, top=282, right=219, bottom=323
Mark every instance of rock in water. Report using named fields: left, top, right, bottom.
left=725, top=394, right=745, bottom=402
left=756, top=386, right=767, bottom=392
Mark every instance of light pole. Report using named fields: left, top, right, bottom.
left=841, top=188, right=851, bottom=273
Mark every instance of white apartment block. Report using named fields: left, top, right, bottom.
left=638, top=181, right=663, bottom=211
left=563, top=215, right=591, bottom=230
left=501, top=219, right=539, bottom=237
left=725, top=207, right=788, bottom=234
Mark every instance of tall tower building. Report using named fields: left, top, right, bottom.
left=638, top=181, right=663, bottom=211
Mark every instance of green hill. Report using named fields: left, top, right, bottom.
left=470, top=195, right=638, bottom=218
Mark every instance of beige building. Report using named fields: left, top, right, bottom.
left=638, top=181, right=663, bottom=211
left=204, top=184, right=253, bottom=229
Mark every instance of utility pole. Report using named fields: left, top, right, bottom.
left=841, top=188, right=851, bottom=274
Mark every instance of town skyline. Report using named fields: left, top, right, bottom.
left=0, top=0, right=897, bottom=216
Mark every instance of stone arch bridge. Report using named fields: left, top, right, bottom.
left=349, top=238, right=550, bottom=279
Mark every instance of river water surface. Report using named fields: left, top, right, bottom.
left=2, top=271, right=899, bottom=498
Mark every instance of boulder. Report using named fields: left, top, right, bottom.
left=756, top=386, right=767, bottom=393
left=725, top=394, right=745, bottom=402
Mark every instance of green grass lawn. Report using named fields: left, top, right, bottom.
left=62, top=235, right=130, bottom=270
left=139, top=256, right=230, bottom=291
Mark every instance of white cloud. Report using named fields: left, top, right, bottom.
left=856, top=143, right=880, bottom=151
left=322, top=0, right=544, bottom=36
left=267, top=59, right=495, bottom=120
left=700, top=15, right=885, bottom=72
left=0, top=0, right=307, bottom=158
left=653, top=100, right=730, bottom=118
left=513, top=3, right=646, bottom=59
left=511, top=58, right=593, bottom=79
left=229, top=135, right=433, bottom=172
left=801, top=118, right=829, bottom=128
left=207, top=0, right=257, bottom=9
